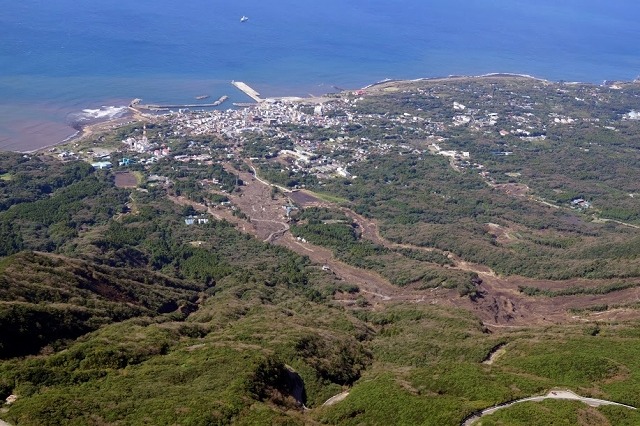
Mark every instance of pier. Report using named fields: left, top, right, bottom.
left=232, top=81, right=263, bottom=102
left=132, top=96, right=229, bottom=111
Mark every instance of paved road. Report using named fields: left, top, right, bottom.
left=462, top=389, right=636, bottom=426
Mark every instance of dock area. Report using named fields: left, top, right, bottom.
left=232, top=81, right=263, bottom=102
left=132, top=96, right=228, bottom=111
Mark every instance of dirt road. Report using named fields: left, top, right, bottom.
left=322, top=391, right=350, bottom=407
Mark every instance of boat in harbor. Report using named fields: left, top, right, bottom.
left=240, top=16, right=249, bottom=22
left=195, top=95, right=210, bottom=100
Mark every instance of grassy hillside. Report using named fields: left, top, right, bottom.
left=0, top=251, right=201, bottom=358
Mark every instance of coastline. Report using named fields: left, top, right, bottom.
left=14, top=72, right=639, bottom=155
left=359, top=71, right=638, bottom=93
left=360, top=72, right=552, bottom=91
left=23, top=118, right=128, bottom=155
left=25, top=107, right=157, bottom=155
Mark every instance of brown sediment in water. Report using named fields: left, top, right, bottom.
left=31, top=107, right=157, bottom=154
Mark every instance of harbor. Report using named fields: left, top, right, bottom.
left=127, top=81, right=264, bottom=113
left=131, top=96, right=229, bottom=111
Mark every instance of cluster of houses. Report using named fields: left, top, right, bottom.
left=624, top=110, right=640, bottom=120
left=73, top=78, right=635, bottom=213
left=184, top=215, right=209, bottom=225
left=168, top=99, right=348, bottom=139
left=570, top=198, right=592, bottom=210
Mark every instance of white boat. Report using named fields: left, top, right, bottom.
left=240, top=16, right=249, bottom=22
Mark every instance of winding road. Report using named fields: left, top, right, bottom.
left=250, top=218, right=290, bottom=243
left=462, top=389, right=637, bottom=426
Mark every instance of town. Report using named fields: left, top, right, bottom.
left=54, top=76, right=640, bottom=217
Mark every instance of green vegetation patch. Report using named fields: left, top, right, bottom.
left=318, top=374, right=465, bottom=426
left=311, top=150, right=640, bottom=280
left=308, top=191, right=350, bottom=205
left=500, top=335, right=640, bottom=407
left=519, top=281, right=640, bottom=297
left=0, top=251, right=200, bottom=358
left=475, top=400, right=618, bottom=426
left=291, top=207, right=477, bottom=292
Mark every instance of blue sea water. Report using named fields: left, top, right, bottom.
left=1, top=0, right=639, bottom=151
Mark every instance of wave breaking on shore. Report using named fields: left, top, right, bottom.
left=67, top=106, right=129, bottom=129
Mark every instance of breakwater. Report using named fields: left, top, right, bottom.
left=132, top=96, right=229, bottom=111
left=231, top=81, right=263, bottom=102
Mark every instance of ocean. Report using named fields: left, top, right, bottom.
left=2, top=0, right=639, bottom=151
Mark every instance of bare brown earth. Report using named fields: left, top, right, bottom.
left=485, top=223, right=516, bottom=245
left=168, top=162, right=640, bottom=327
left=114, top=172, right=137, bottom=188
left=494, top=182, right=529, bottom=197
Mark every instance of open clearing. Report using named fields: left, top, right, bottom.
left=114, top=172, right=137, bottom=188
